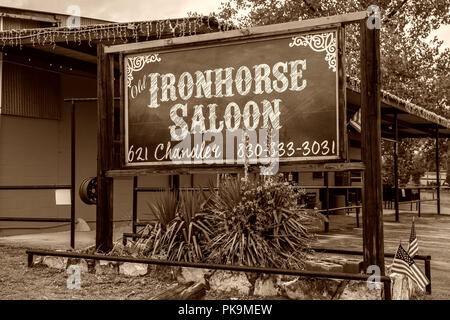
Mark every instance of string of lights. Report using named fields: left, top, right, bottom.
left=0, top=15, right=234, bottom=49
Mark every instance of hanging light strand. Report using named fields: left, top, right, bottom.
left=0, top=16, right=234, bottom=49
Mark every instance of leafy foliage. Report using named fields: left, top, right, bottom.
left=218, top=0, right=450, bottom=185
left=204, top=175, right=323, bottom=269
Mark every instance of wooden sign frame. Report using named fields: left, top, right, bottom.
left=108, top=21, right=348, bottom=171
left=98, top=12, right=386, bottom=281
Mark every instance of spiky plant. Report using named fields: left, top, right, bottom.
left=145, top=191, right=179, bottom=228
left=205, top=175, right=323, bottom=269
left=149, top=191, right=214, bottom=262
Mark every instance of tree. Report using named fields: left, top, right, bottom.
left=218, top=0, right=450, bottom=185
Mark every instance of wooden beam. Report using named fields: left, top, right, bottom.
left=96, top=44, right=114, bottom=253
left=393, top=113, right=400, bottom=222
left=436, top=126, right=441, bottom=215
left=383, top=133, right=450, bottom=138
left=0, top=12, right=57, bottom=23
left=2, top=45, right=97, bottom=75
left=360, top=19, right=385, bottom=273
left=105, top=11, right=367, bottom=54
left=105, top=162, right=365, bottom=177
left=70, top=101, right=76, bottom=249
left=382, top=114, right=436, bottom=136
left=338, top=25, right=348, bottom=161
left=34, top=45, right=97, bottom=64
left=323, top=172, right=330, bottom=232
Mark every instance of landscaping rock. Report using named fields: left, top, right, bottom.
left=322, top=256, right=363, bottom=273
left=119, top=263, right=148, bottom=277
left=253, top=274, right=281, bottom=297
left=95, top=260, right=119, bottom=275
left=151, top=265, right=176, bottom=281
left=304, top=260, right=344, bottom=273
left=391, top=273, right=409, bottom=300
left=338, top=280, right=382, bottom=300
left=407, top=276, right=423, bottom=299
left=175, top=267, right=212, bottom=285
left=209, top=271, right=252, bottom=295
left=67, top=258, right=89, bottom=273
left=281, top=277, right=341, bottom=300
left=390, top=273, right=423, bottom=300
left=42, top=256, right=68, bottom=270
left=75, top=218, right=91, bottom=232
left=150, top=282, right=206, bottom=300
left=32, top=255, right=43, bottom=266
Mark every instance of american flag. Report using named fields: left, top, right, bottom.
left=407, top=219, right=418, bottom=258
left=391, top=244, right=429, bottom=290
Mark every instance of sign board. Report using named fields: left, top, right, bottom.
left=55, top=189, right=71, bottom=206
left=124, top=27, right=344, bottom=168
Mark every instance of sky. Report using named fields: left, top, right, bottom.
left=0, top=0, right=224, bottom=22
left=0, top=0, right=448, bottom=48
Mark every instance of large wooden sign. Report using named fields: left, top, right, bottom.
left=124, top=27, right=344, bottom=167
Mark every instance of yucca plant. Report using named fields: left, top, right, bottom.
left=149, top=191, right=214, bottom=262
left=122, top=191, right=179, bottom=257
left=205, top=175, right=323, bottom=269
left=145, top=191, right=179, bottom=228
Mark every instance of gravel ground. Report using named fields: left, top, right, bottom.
left=0, top=245, right=264, bottom=300
left=0, top=245, right=178, bottom=300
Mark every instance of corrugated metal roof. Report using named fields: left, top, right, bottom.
left=347, top=76, right=450, bottom=134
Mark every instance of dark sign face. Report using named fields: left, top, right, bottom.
left=124, top=28, right=341, bottom=167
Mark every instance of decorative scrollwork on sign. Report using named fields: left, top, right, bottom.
left=289, top=32, right=337, bottom=72
left=127, top=54, right=161, bottom=87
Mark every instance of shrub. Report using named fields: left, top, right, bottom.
left=145, top=191, right=179, bottom=227
left=147, top=191, right=214, bottom=262
left=204, top=175, right=323, bottom=269
left=122, top=175, right=322, bottom=268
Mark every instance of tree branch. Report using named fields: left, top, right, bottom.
left=383, top=0, right=409, bottom=24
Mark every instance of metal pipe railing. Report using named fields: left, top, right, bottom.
left=311, top=247, right=431, bottom=294
left=0, top=217, right=71, bottom=223
left=119, top=233, right=430, bottom=294
left=0, top=185, right=75, bottom=247
left=0, top=185, right=71, bottom=190
left=26, top=248, right=392, bottom=300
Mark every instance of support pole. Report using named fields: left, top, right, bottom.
left=393, top=113, right=399, bottom=222
left=360, top=19, right=385, bottom=273
left=436, top=127, right=441, bottom=215
left=418, top=187, right=421, bottom=217
left=324, top=172, right=330, bottom=232
left=132, top=176, right=138, bottom=234
left=425, top=256, right=432, bottom=294
left=172, top=175, right=180, bottom=200
left=70, top=101, right=76, bottom=249
left=96, top=44, right=114, bottom=252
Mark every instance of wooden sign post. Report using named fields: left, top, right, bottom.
left=360, top=18, right=385, bottom=274
left=96, top=44, right=114, bottom=252
left=96, top=12, right=385, bottom=271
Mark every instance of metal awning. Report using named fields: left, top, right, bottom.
left=346, top=77, right=450, bottom=139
